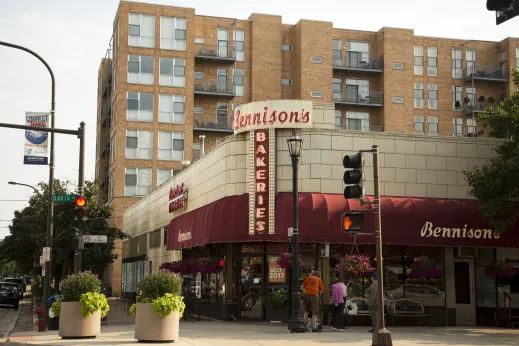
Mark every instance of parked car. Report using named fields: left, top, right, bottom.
left=0, top=282, right=20, bottom=309
left=385, top=284, right=445, bottom=300
left=4, top=278, right=26, bottom=296
left=0, top=282, right=22, bottom=300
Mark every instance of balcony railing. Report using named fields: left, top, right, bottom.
left=194, top=43, right=236, bottom=62
left=194, top=114, right=233, bottom=132
left=194, top=80, right=235, bottom=98
left=333, top=57, right=384, bottom=72
left=102, top=104, right=111, bottom=127
left=102, top=61, right=113, bottom=96
left=333, top=90, right=384, bottom=106
left=464, top=66, right=508, bottom=82
left=463, top=100, right=496, bottom=115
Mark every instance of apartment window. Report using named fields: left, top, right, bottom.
left=128, top=13, right=155, bottom=48
left=467, top=119, right=477, bottom=136
left=311, top=56, right=323, bottom=63
left=346, top=41, right=369, bottom=68
left=466, top=87, right=476, bottom=109
left=159, top=58, right=186, bottom=87
left=414, top=82, right=424, bottom=109
left=192, top=142, right=200, bottom=161
left=346, top=112, right=370, bottom=131
left=428, top=116, right=439, bottom=136
left=194, top=71, right=204, bottom=79
left=194, top=37, right=204, bottom=44
left=126, top=92, right=153, bottom=122
left=163, top=227, right=168, bottom=246
left=499, top=50, right=506, bottom=70
left=157, top=168, right=179, bottom=186
left=218, top=68, right=229, bottom=93
left=333, top=39, right=342, bottom=66
left=453, top=118, right=463, bottom=137
left=333, top=77, right=342, bottom=101
left=452, top=49, right=462, bottom=79
left=127, top=55, right=154, bottom=85
left=150, top=230, right=161, bottom=249
left=282, top=79, right=292, bottom=85
left=414, top=46, right=424, bottom=75
left=466, top=49, right=476, bottom=75
left=194, top=107, right=203, bottom=114
left=124, top=167, right=152, bottom=196
left=218, top=28, right=229, bottom=58
left=159, top=94, right=185, bottom=124
left=311, top=90, right=322, bottom=98
left=282, top=44, right=292, bottom=51
left=427, top=46, right=438, bottom=76
left=414, top=116, right=424, bottom=135
left=234, top=29, right=244, bottom=61
left=453, top=86, right=462, bottom=111
left=428, top=84, right=438, bottom=110
left=160, top=17, right=186, bottom=51
left=346, top=79, right=370, bottom=102
left=126, top=130, right=152, bottom=159
left=158, top=132, right=184, bottom=161
left=334, top=110, right=342, bottom=129
left=217, top=103, right=228, bottom=127
left=110, top=132, right=116, bottom=164
left=233, top=68, right=244, bottom=96
left=516, top=48, right=519, bottom=67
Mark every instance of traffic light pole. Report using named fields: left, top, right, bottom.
left=74, top=122, right=86, bottom=274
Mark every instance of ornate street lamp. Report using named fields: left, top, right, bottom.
left=286, top=133, right=306, bottom=333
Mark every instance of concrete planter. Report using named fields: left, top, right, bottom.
left=134, top=303, right=180, bottom=342
left=58, top=302, right=100, bottom=339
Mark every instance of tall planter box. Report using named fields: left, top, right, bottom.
left=134, top=303, right=180, bottom=342
left=59, top=302, right=100, bottom=339
left=265, top=305, right=289, bottom=322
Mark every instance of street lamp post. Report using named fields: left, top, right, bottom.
left=286, top=132, right=306, bottom=333
left=0, top=41, right=56, bottom=315
left=8, top=181, right=39, bottom=194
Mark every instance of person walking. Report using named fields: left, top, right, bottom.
left=302, top=271, right=324, bottom=332
left=330, top=278, right=345, bottom=331
left=366, top=272, right=379, bottom=333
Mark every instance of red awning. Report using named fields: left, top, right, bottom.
left=168, top=193, right=519, bottom=250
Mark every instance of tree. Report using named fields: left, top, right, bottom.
left=464, top=69, right=519, bottom=233
left=0, top=179, right=127, bottom=284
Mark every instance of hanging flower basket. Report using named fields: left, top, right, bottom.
left=159, top=261, right=183, bottom=273
left=334, top=254, right=375, bottom=277
left=198, top=257, right=223, bottom=274
left=410, top=257, right=441, bottom=279
left=485, top=259, right=516, bottom=278
left=277, top=252, right=304, bottom=269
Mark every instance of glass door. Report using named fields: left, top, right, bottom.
left=240, top=255, right=264, bottom=320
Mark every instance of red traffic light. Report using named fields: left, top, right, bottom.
left=75, top=196, right=86, bottom=207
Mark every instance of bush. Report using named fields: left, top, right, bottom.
left=137, top=271, right=181, bottom=302
left=80, top=292, right=109, bottom=318
left=264, top=289, right=287, bottom=308
left=60, top=271, right=101, bottom=302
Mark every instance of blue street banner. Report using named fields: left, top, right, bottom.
left=24, top=112, right=49, bottom=165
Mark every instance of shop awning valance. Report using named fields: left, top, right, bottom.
left=167, top=193, right=519, bottom=250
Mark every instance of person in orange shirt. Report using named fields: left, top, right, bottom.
left=301, top=271, right=324, bottom=332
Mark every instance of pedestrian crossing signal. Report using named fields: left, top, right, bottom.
left=341, top=213, right=364, bottom=233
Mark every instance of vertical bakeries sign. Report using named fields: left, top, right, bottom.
left=254, top=130, right=269, bottom=234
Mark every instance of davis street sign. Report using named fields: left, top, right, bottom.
left=52, top=194, right=78, bottom=203
left=83, top=235, right=107, bottom=244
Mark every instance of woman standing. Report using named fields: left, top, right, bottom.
left=330, top=278, right=345, bottom=331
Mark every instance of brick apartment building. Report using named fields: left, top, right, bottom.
left=95, top=0, right=519, bottom=296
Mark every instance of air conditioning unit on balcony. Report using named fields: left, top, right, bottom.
left=456, top=247, right=477, bottom=257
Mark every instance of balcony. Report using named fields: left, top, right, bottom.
left=463, top=99, right=496, bottom=116
left=102, top=61, right=112, bottom=96
left=194, top=80, right=235, bottom=98
left=101, top=104, right=111, bottom=127
left=194, top=43, right=236, bottom=62
left=101, top=132, right=111, bottom=157
left=193, top=114, right=233, bottom=133
left=333, top=90, right=384, bottom=107
left=333, top=57, right=384, bottom=73
left=464, top=66, right=508, bottom=83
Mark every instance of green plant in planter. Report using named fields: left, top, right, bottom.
left=264, top=289, right=287, bottom=308
left=130, top=271, right=185, bottom=318
left=60, top=271, right=109, bottom=318
left=51, top=298, right=61, bottom=317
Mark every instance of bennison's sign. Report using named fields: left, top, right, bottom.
left=169, top=183, right=187, bottom=213
left=421, top=221, right=500, bottom=240
left=233, top=100, right=313, bottom=135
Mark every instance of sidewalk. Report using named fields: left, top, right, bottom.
left=12, top=299, right=36, bottom=333
left=6, top=321, right=519, bottom=346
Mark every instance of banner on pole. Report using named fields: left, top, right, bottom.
left=24, top=112, right=49, bottom=165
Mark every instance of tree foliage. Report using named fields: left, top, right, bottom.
left=464, top=69, right=519, bottom=233
left=0, top=179, right=127, bottom=281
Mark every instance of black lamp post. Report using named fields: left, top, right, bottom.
left=286, top=133, right=306, bottom=333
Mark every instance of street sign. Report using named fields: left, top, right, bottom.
left=39, top=255, right=44, bottom=266
left=52, top=194, right=78, bottom=203
left=42, top=265, right=46, bottom=277
left=42, top=247, right=51, bottom=261
left=288, top=227, right=293, bottom=237
left=83, top=235, right=107, bottom=244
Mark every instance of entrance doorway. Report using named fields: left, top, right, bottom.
left=454, top=259, right=476, bottom=326
left=240, top=256, right=264, bottom=320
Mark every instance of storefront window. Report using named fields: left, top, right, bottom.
left=476, top=248, right=497, bottom=308
left=241, top=243, right=263, bottom=254
left=241, top=255, right=264, bottom=319
left=122, top=256, right=148, bottom=297
left=402, top=247, right=444, bottom=304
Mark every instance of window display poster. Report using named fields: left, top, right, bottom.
left=268, top=256, right=286, bottom=283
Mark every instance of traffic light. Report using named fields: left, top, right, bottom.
left=343, top=152, right=365, bottom=200
left=74, top=195, right=88, bottom=221
left=341, top=212, right=364, bottom=233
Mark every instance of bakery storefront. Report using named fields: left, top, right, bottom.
left=123, top=100, right=519, bottom=327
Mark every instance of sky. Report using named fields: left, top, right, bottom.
left=0, top=0, right=518, bottom=239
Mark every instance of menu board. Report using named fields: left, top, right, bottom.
left=268, top=256, right=287, bottom=283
